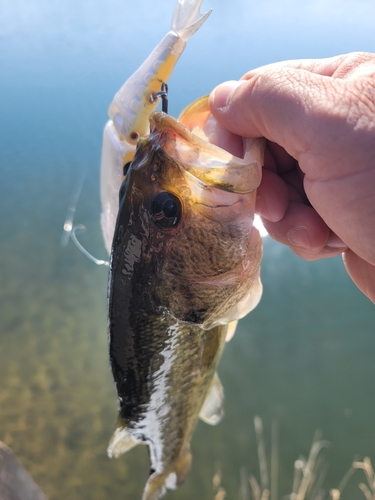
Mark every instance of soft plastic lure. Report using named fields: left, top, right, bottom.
left=100, top=0, right=212, bottom=253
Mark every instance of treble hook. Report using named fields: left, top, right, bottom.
left=150, top=83, right=168, bottom=114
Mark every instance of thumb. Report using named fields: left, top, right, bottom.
left=208, top=68, right=346, bottom=162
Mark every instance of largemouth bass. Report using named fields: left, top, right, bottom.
left=107, top=96, right=264, bottom=500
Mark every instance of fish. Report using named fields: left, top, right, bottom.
left=106, top=96, right=264, bottom=500
left=100, top=1, right=265, bottom=499
left=100, top=0, right=212, bottom=253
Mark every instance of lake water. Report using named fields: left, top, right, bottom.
left=1, top=0, right=375, bottom=498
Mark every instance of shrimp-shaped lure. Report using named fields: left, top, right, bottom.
left=100, top=0, right=212, bottom=253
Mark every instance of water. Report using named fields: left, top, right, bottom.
left=0, top=0, right=375, bottom=498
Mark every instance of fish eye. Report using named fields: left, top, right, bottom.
left=151, top=192, right=182, bottom=229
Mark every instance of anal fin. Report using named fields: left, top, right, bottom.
left=199, top=372, right=224, bottom=425
left=107, top=416, right=140, bottom=459
left=225, top=320, right=238, bottom=342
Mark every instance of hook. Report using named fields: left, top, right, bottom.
left=150, top=83, right=168, bottom=114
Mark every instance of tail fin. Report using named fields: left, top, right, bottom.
left=142, top=449, right=192, bottom=500
left=171, top=0, right=212, bottom=41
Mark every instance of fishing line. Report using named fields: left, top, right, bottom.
left=61, top=166, right=109, bottom=266
left=71, top=225, right=109, bottom=267
left=61, top=166, right=88, bottom=246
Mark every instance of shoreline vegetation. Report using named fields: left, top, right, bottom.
left=1, top=417, right=374, bottom=500
left=213, top=417, right=375, bottom=500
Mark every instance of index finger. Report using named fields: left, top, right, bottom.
left=241, top=52, right=375, bottom=80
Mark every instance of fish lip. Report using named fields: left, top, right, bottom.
left=197, top=200, right=241, bottom=209
left=149, top=110, right=239, bottom=162
left=148, top=108, right=263, bottom=194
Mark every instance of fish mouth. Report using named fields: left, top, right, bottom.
left=198, top=199, right=241, bottom=210
left=148, top=96, right=264, bottom=195
left=192, top=194, right=252, bottom=225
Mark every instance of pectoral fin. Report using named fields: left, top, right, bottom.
left=199, top=372, right=224, bottom=425
left=211, top=270, right=263, bottom=328
left=142, top=449, right=192, bottom=500
left=107, top=417, right=140, bottom=459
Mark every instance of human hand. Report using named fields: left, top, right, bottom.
left=208, top=52, right=375, bottom=302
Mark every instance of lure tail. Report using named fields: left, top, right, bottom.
left=171, top=0, right=212, bottom=41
